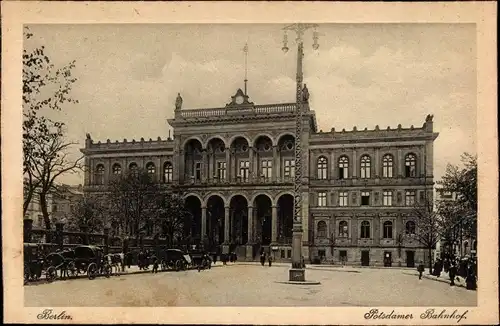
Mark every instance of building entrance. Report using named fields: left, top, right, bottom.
left=383, top=251, right=392, bottom=267
left=406, top=250, right=415, bottom=268
left=254, top=195, right=272, bottom=246
left=361, top=250, right=370, bottom=266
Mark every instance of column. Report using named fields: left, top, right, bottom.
left=247, top=206, right=254, bottom=243
left=352, top=149, right=357, bottom=178
left=202, top=150, right=208, bottom=182
left=397, top=148, right=403, bottom=177
left=375, top=148, right=380, bottom=178
left=249, top=147, right=254, bottom=181
left=224, top=206, right=230, bottom=243
left=231, top=150, right=236, bottom=182
left=225, top=148, right=231, bottom=182
left=420, top=145, right=426, bottom=177
left=201, top=206, right=207, bottom=241
left=272, top=146, right=278, bottom=182
left=330, top=151, right=336, bottom=179
left=271, top=205, right=278, bottom=243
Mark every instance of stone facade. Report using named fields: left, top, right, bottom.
left=81, top=89, right=439, bottom=266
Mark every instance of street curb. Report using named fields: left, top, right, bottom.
left=421, top=274, right=469, bottom=289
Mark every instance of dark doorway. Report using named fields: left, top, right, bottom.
left=254, top=195, right=272, bottom=245
left=207, top=195, right=225, bottom=250
left=361, top=250, right=370, bottom=266
left=340, top=250, right=347, bottom=264
left=383, top=251, right=392, bottom=267
left=277, top=194, right=294, bottom=243
left=185, top=196, right=202, bottom=244
left=229, top=195, right=248, bottom=245
left=406, top=250, right=415, bottom=268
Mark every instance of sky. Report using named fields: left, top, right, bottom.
left=25, top=23, right=477, bottom=185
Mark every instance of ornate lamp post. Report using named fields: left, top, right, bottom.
left=282, top=23, right=319, bottom=282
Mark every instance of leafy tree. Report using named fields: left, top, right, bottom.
left=23, top=26, right=81, bottom=230
left=157, top=192, right=191, bottom=248
left=107, top=169, right=161, bottom=244
left=437, top=153, right=477, bottom=240
left=67, top=196, right=106, bottom=233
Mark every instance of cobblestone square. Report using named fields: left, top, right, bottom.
left=24, top=263, right=477, bottom=307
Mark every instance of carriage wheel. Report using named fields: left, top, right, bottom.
left=174, top=260, right=182, bottom=271
left=67, top=261, right=78, bottom=278
left=87, top=263, right=98, bottom=280
left=103, top=264, right=112, bottom=278
left=161, top=261, right=167, bottom=271
left=46, top=266, right=57, bottom=282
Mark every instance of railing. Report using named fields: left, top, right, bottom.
left=180, top=103, right=297, bottom=119
left=180, top=175, right=295, bottom=186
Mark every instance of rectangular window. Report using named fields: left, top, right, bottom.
left=339, top=192, right=349, bottom=207
left=217, top=161, right=226, bottom=180
left=383, top=191, right=393, bottom=206
left=361, top=191, right=370, bottom=206
left=281, top=250, right=285, bottom=259
left=283, top=159, right=295, bottom=179
left=339, top=167, right=349, bottom=179
left=318, top=192, right=327, bottom=207
left=261, top=160, right=272, bottom=180
left=195, top=162, right=202, bottom=180
left=318, top=250, right=326, bottom=259
left=287, top=249, right=292, bottom=258
left=419, top=190, right=425, bottom=203
left=239, top=160, right=250, bottom=181
left=405, top=191, right=416, bottom=206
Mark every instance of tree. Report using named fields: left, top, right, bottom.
left=437, top=153, right=477, bottom=241
left=157, top=192, right=190, bottom=248
left=412, top=197, right=440, bottom=274
left=67, top=196, right=106, bottom=233
left=107, top=169, right=161, bottom=244
left=23, top=26, right=81, bottom=229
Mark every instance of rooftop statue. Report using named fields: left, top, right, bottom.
left=86, top=133, right=91, bottom=140
left=426, top=114, right=434, bottom=122
left=302, top=84, right=310, bottom=103
left=175, top=93, right=183, bottom=111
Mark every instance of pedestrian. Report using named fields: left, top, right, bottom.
left=212, top=253, right=217, bottom=265
left=138, top=251, right=144, bottom=270
left=443, top=258, right=450, bottom=273
left=152, top=256, right=159, bottom=273
left=260, top=252, right=266, bottom=266
left=268, top=255, right=272, bottom=267
left=417, top=261, right=425, bottom=280
left=465, top=263, right=477, bottom=290
left=449, top=262, right=457, bottom=286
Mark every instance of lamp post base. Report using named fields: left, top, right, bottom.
left=289, top=268, right=305, bottom=282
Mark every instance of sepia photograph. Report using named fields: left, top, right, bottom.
left=2, top=1, right=497, bottom=324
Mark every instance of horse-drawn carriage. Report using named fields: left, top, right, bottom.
left=23, top=243, right=45, bottom=284
left=189, top=250, right=212, bottom=271
left=157, top=248, right=192, bottom=271
left=67, top=245, right=112, bottom=280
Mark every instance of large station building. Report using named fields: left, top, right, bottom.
left=81, top=87, right=439, bottom=267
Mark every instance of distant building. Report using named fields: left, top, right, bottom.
left=81, top=89, right=439, bottom=266
left=51, top=184, right=84, bottom=224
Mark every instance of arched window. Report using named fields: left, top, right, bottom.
left=360, top=155, right=371, bottom=179
left=405, top=153, right=417, bottom=177
left=129, top=163, right=138, bottom=178
left=360, top=221, right=370, bottom=239
left=112, top=163, right=122, bottom=176
left=338, top=156, right=349, bottom=180
left=95, top=164, right=105, bottom=185
left=472, top=240, right=477, bottom=251
left=317, top=221, right=327, bottom=238
left=405, top=221, right=416, bottom=235
left=383, top=221, right=393, bottom=239
left=317, top=157, right=328, bottom=180
left=146, top=162, right=155, bottom=174
left=382, top=154, right=393, bottom=178
left=338, top=221, right=349, bottom=237
left=163, top=162, right=173, bottom=183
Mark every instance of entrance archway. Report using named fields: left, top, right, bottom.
left=277, top=194, right=294, bottom=243
left=254, top=194, right=272, bottom=245
left=229, top=195, right=248, bottom=245
left=184, top=196, right=202, bottom=245
left=206, top=195, right=225, bottom=250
